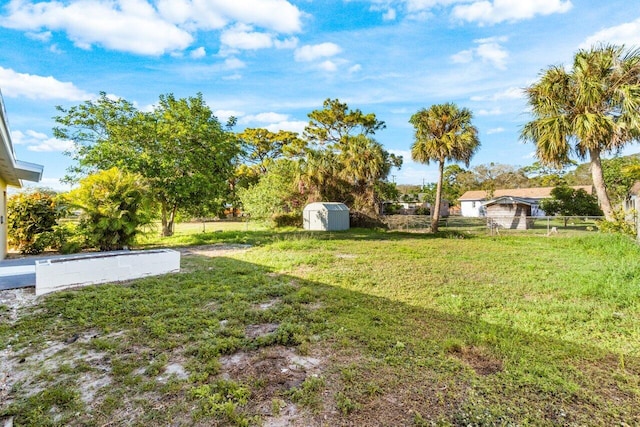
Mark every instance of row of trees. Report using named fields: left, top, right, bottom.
left=22, top=96, right=401, bottom=251
left=9, top=44, right=639, bottom=251
left=404, top=44, right=640, bottom=232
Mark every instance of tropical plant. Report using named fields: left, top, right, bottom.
left=67, top=168, right=153, bottom=251
left=521, top=44, right=640, bottom=221
left=7, top=189, right=63, bottom=254
left=301, top=99, right=401, bottom=216
left=410, top=103, right=480, bottom=232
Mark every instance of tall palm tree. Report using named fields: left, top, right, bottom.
left=339, top=135, right=391, bottom=214
left=521, top=44, right=640, bottom=221
left=410, top=103, right=480, bottom=232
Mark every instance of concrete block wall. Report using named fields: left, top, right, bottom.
left=35, top=249, right=180, bottom=296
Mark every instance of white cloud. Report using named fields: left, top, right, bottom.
left=477, top=108, right=502, bottom=116
left=294, top=42, right=341, bottom=62
left=3, top=0, right=303, bottom=56
left=349, top=64, right=362, bottom=73
left=318, top=60, right=338, bottom=72
left=157, top=0, right=304, bottom=33
left=224, top=57, right=246, bottom=69
left=214, top=109, right=245, bottom=123
left=451, top=37, right=508, bottom=69
left=220, top=24, right=273, bottom=51
left=25, top=31, right=51, bottom=41
left=274, top=37, right=299, bottom=49
left=12, top=129, right=74, bottom=152
left=0, top=67, right=92, bottom=100
left=486, top=127, right=505, bottom=134
left=2, top=0, right=194, bottom=55
left=451, top=49, right=474, bottom=64
left=452, top=0, right=572, bottom=25
left=580, top=18, right=640, bottom=49
left=471, top=86, right=523, bottom=101
left=265, top=120, right=307, bottom=134
left=240, top=112, right=290, bottom=124
left=383, top=8, right=397, bottom=21
left=190, top=46, right=206, bottom=58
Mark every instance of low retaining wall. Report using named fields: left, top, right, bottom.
left=35, top=249, right=180, bottom=296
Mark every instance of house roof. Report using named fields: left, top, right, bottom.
left=0, top=91, right=43, bottom=187
left=459, top=186, right=593, bottom=201
left=484, top=196, right=534, bottom=207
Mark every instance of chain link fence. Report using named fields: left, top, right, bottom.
left=382, top=215, right=604, bottom=235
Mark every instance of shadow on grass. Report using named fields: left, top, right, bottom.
left=2, top=253, right=639, bottom=425
left=138, top=227, right=477, bottom=251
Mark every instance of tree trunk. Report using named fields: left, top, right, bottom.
left=589, top=148, right=614, bottom=221
left=431, top=160, right=445, bottom=233
left=160, top=202, right=175, bottom=237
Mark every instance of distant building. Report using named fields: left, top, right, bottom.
left=458, top=186, right=593, bottom=218
left=0, top=92, right=44, bottom=258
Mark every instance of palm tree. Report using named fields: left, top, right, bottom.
left=339, top=135, right=392, bottom=214
left=410, top=103, right=480, bottom=232
left=521, top=44, right=640, bottom=221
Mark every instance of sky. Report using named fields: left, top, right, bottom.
left=2, top=0, right=640, bottom=191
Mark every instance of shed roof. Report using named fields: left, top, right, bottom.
left=303, top=202, right=349, bottom=211
left=459, top=186, right=592, bottom=201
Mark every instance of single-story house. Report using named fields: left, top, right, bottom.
left=484, top=196, right=535, bottom=230
left=0, top=92, right=44, bottom=259
left=458, top=186, right=593, bottom=218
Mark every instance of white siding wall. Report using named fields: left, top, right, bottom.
left=460, top=200, right=483, bottom=217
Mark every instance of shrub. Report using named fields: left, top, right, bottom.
left=272, top=213, right=302, bottom=228
left=66, top=168, right=154, bottom=251
left=7, top=190, right=63, bottom=254
left=598, top=208, right=636, bottom=237
left=349, top=211, right=388, bottom=229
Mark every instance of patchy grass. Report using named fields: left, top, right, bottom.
left=2, top=229, right=640, bottom=425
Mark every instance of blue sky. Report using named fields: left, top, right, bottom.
left=1, top=0, right=640, bottom=191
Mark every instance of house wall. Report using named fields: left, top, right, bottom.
left=0, top=176, right=6, bottom=259
left=460, top=200, right=484, bottom=217
left=486, top=203, right=532, bottom=230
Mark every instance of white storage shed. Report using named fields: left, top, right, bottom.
left=303, top=202, right=350, bottom=231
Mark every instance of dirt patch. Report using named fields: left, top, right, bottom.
left=0, top=288, right=37, bottom=323
left=220, top=346, right=324, bottom=424
left=451, top=345, right=503, bottom=376
left=255, top=298, right=280, bottom=311
left=245, top=323, right=280, bottom=339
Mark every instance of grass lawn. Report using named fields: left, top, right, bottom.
left=1, top=226, right=639, bottom=425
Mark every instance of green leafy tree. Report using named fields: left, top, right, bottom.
left=600, top=156, right=640, bottom=204
left=522, top=44, right=640, bottom=221
left=410, top=103, right=480, bottom=232
left=236, top=128, right=307, bottom=174
left=521, top=161, right=574, bottom=187
left=302, top=99, right=401, bottom=215
left=67, top=168, right=153, bottom=251
left=7, top=189, right=62, bottom=254
left=55, top=92, right=239, bottom=236
left=540, top=185, right=603, bottom=226
left=238, top=159, right=305, bottom=221
left=304, top=98, right=385, bottom=146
